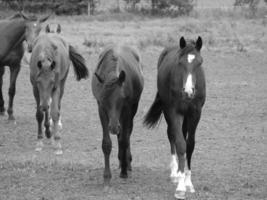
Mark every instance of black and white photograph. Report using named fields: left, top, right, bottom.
left=0, top=0, right=266, bottom=199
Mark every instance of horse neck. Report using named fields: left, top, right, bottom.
left=6, top=20, right=26, bottom=47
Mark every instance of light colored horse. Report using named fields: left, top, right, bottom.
left=30, top=34, right=89, bottom=155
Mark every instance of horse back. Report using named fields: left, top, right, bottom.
left=30, top=35, right=70, bottom=81
left=92, top=45, right=144, bottom=102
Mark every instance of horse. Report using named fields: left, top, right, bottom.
left=0, top=12, right=50, bottom=121
left=143, top=36, right=206, bottom=199
left=45, top=23, right=61, bottom=34
left=92, top=45, right=144, bottom=181
left=29, top=34, right=89, bottom=155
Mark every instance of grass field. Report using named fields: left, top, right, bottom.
left=0, top=10, right=267, bottom=200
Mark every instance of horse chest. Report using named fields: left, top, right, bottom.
left=1, top=45, right=23, bottom=66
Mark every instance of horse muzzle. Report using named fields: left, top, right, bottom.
left=182, top=88, right=196, bottom=99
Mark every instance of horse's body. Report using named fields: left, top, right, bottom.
left=92, top=45, right=144, bottom=180
left=144, top=37, right=206, bottom=199
left=0, top=13, right=49, bottom=120
left=30, top=34, right=88, bottom=154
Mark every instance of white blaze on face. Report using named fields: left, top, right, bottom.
left=187, top=54, right=195, bottom=63
left=48, top=97, right=52, bottom=106
left=184, top=73, right=194, bottom=96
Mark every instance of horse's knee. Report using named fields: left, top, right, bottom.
left=102, top=138, right=112, bottom=155
left=51, top=110, right=60, bottom=122
left=36, top=109, right=44, bottom=123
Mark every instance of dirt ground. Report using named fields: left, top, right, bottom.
left=0, top=16, right=267, bottom=200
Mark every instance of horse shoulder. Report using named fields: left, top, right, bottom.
left=158, top=46, right=177, bottom=69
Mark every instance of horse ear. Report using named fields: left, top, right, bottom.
left=118, top=70, right=126, bottom=85
left=19, top=12, right=29, bottom=20
left=180, top=36, right=186, bottom=49
left=94, top=73, right=104, bottom=83
left=39, top=14, right=51, bottom=23
left=37, top=61, right=42, bottom=69
left=51, top=61, right=56, bottom=71
left=196, top=36, right=202, bottom=51
left=45, top=24, right=50, bottom=33
left=57, top=24, right=61, bottom=33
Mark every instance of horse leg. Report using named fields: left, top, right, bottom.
left=125, top=103, right=139, bottom=172
left=0, top=67, right=5, bottom=115
left=118, top=129, right=130, bottom=178
left=57, top=77, right=66, bottom=130
left=44, top=110, right=51, bottom=139
left=50, top=88, right=62, bottom=155
left=170, top=114, right=186, bottom=199
left=33, top=86, right=44, bottom=151
left=185, top=112, right=201, bottom=193
left=164, top=110, right=178, bottom=183
left=99, top=106, right=112, bottom=182
left=7, top=65, right=21, bottom=121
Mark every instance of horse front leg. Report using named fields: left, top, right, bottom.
left=118, top=117, right=132, bottom=179
left=33, top=85, right=44, bottom=152
left=7, top=65, right=21, bottom=121
left=50, top=88, right=62, bottom=155
left=166, top=113, right=186, bottom=200
left=184, top=111, right=201, bottom=194
left=99, top=106, right=112, bottom=183
left=0, top=67, right=5, bottom=115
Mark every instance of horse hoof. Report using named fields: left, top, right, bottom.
left=120, top=172, right=128, bottom=179
left=55, top=149, right=63, bottom=155
left=35, top=141, right=43, bottom=152
left=35, top=147, right=42, bottom=152
left=186, top=185, right=195, bottom=193
left=174, top=190, right=186, bottom=199
left=8, top=115, right=15, bottom=121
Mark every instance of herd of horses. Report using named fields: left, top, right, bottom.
left=0, top=12, right=206, bottom=199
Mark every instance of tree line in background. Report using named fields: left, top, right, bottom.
left=0, top=0, right=266, bottom=16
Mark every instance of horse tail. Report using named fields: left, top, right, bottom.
left=143, top=92, right=163, bottom=129
left=69, top=45, right=89, bottom=81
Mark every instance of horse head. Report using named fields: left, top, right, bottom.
left=20, top=12, right=51, bottom=52
left=95, top=70, right=126, bottom=135
left=35, top=42, right=58, bottom=112
left=178, top=36, right=203, bottom=99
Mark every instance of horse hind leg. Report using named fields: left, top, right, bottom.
left=44, top=109, right=52, bottom=139
left=0, top=67, right=5, bottom=115
left=7, top=65, right=21, bottom=121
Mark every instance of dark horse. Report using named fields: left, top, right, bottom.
left=92, top=45, right=144, bottom=181
left=30, top=34, right=89, bottom=155
left=0, top=12, right=50, bottom=121
left=144, top=37, right=206, bottom=199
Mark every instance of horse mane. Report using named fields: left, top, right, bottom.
left=8, top=13, right=37, bottom=21
left=95, top=46, right=121, bottom=101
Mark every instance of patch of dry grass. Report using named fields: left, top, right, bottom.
left=52, top=12, right=267, bottom=54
